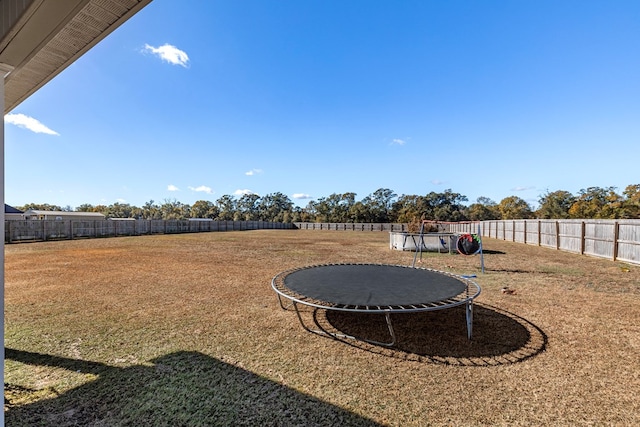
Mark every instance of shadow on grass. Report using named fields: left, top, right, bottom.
left=478, top=249, right=506, bottom=255
left=5, top=349, right=381, bottom=427
left=315, top=304, right=548, bottom=366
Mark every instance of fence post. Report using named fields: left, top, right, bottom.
left=555, top=221, right=560, bottom=250
left=613, top=221, right=619, bottom=261
left=580, top=221, right=586, bottom=255
left=537, top=221, right=543, bottom=246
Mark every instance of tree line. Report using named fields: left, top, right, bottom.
left=16, top=184, right=640, bottom=223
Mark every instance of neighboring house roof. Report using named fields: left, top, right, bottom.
left=5, top=204, right=23, bottom=214
left=2, top=0, right=153, bottom=114
left=24, top=210, right=105, bottom=218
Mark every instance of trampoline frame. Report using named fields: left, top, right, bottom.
left=272, top=263, right=481, bottom=346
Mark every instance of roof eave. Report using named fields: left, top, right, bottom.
left=2, top=0, right=153, bottom=114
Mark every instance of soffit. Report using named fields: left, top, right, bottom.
left=1, top=0, right=152, bottom=114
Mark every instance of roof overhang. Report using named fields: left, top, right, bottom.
left=1, top=0, right=153, bottom=115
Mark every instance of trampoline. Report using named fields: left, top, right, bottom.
left=272, top=263, right=481, bottom=346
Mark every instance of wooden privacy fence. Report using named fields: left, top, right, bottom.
left=5, top=220, right=295, bottom=243
left=450, top=219, right=640, bottom=265
left=294, top=223, right=409, bottom=232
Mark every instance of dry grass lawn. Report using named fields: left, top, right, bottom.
left=4, top=230, right=640, bottom=426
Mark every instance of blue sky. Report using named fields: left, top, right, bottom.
left=4, top=0, right=640, bottom=210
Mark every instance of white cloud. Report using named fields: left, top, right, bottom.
left=293, top=193, right=312, bottom=200
left=392, top=138, right=406, bottom=146
left=4, top=113, right=59, bottom=135
left=234, top=189, right=255, bottom=196
left=116, top=198, right=127, bottom=203
left=245, top=169, right=263, bottom=176
left=511, top=186, right=535, bottom=192
left=431, top=179, right=445, bottom=185
left=143, top=43, right=189, bottom=67
left=188, top=185, right=213, bottom=194
left=167, top=184, right=180, bottom=191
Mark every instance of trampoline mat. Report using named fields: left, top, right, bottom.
left=282, top=264, right=467, bottom=307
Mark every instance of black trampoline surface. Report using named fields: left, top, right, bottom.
left=281, top=264, right=467, bottom=307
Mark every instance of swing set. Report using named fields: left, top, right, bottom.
left=411, top=220, right=485, bottom=273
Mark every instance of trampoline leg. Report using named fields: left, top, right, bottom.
left=382, top=312, right=397, bottom=347
left=293, top=308, right=398, bottom=347
left=466, top=301, right=474, bottom=340
left=276, top=293, right=295, bottom=311
left=313, top=311, right=397, bottom=347
left=291, top=302, right=317, bottom=335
